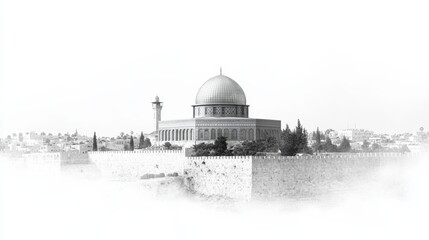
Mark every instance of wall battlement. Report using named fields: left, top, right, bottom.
left=89, top=150, right=183, bottom=155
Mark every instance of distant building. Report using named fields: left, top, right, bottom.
left=338, top=129, right=374, bottom=142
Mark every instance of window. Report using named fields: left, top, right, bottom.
left=249, top=129, right=254, bottom=140
left=224, top=129, right=229, bottom=139
left=231, top=129, right=237, bottom=140
left=199, top=129, right=203, bottom=140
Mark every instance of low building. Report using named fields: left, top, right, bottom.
left=338, top=129, right=374, bottom=142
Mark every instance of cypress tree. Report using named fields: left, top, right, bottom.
left=93, top=132, right=98, bottom=151
left=130, top=136, right=134, bottom=151
left=339, top=136, right=351, bottom=152
left=280, top=124, right=296, bottom=156
left=138, top=132, right=145, bottom=149
left=314, top=127, right=322, bottom=153
left=144, top=138, right=152, bottom=148
left=323, top=136, right=338, bottom=152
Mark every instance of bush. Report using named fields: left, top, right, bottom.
left=140, top=173, right=155, bottom=179
left=155, top=173, right=165, bottom=178
left=167, top=172, right=179, bottom=177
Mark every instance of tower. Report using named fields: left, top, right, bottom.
left=151, top=96, right=163, bottom=134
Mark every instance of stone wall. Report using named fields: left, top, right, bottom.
left=23, top=153, right=63, bottom=173
left=251, top=153, right=410, bottom=200
left=88, top=150, right=185, bottom=180
left=87, top=151, right=414, bottom=200
left=183, top=156, right=253, bottom=200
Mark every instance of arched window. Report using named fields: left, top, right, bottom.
left=190, top=129, right=193, bottom=141
left=198, top=129, right=203, bottom=140
left=204, top=129, right=209, bottom=140
left=256, top=129, right=260, bottom=140
left=239, top=129, right=247, bottom=140
left=231, top=129, right=237, bottom=140
left=249, top=129, right=254, bottom=140
left=211, top=129, right=216, bottom=140
left=217, top=129, right=222, bottom=138
left=185, top=129, right=189, bottom=141
left=223, top=129, right=229, bottom=139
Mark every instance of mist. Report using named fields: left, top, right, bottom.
left=1, top=154, right=428, bottom=240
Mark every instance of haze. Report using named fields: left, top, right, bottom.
left=1, top=0, right=428, bottom=137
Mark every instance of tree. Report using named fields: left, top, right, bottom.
left=267, top=136, right=279, bottom=152
left=93, top=132, right=98, bottom=151
left=280, top=120, right=312, bottom=156
left=232, top=137, right=278, bottom=156
left=212, top=136, right=229, bottom=155
left=143, top=138, right=152, bottom=148
left=138, top=132, right=145, bottom=149
left=338, top=136, right=351, bottom=152
left=361, top=140, right=370, bottom=152
left=371, top=143, right=382, bottom=152
left=130, top=136, right=134, bottom=151
left=164, top=142, right=172, bottom=149
left=280, top=124, right=297, bottom=156
left=312, top=127, right=322, bottom=153
left=193, top=136, right=231, bottom=156
left=193, top=142, right=213, bottom=156
left=323, top=137, right=338, bottom=152
left=325, top=129, right=335, bottom=136
left=399, top=145, right=410, bottom=153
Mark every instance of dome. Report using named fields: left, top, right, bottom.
left=195, top=74, right=246, bottom=105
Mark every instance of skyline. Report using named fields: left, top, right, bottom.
left=1, top=0, right=428, bottom=137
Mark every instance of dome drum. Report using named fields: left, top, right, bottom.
left=193, top=105, right=249, bottom=118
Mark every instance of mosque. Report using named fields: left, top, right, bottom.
left=151, top=70, right=281, bottom=147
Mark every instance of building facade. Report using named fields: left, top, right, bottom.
left=155, top=72, right=281, bottom=146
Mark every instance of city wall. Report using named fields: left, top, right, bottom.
left=251, top=153, right=409, bottom=200
left=183, top=156, right=253, bottom=200
left=19, top=150, right=415, bottom=201
left=88, top=150, right=184, bottom=180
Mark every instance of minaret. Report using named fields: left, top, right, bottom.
left=151, top=95, right=163, bottom=134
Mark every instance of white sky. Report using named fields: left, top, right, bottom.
left=1, top=0, right=428, bottom=138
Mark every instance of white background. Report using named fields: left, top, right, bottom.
left=1, top=0, right=428, bottom=137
